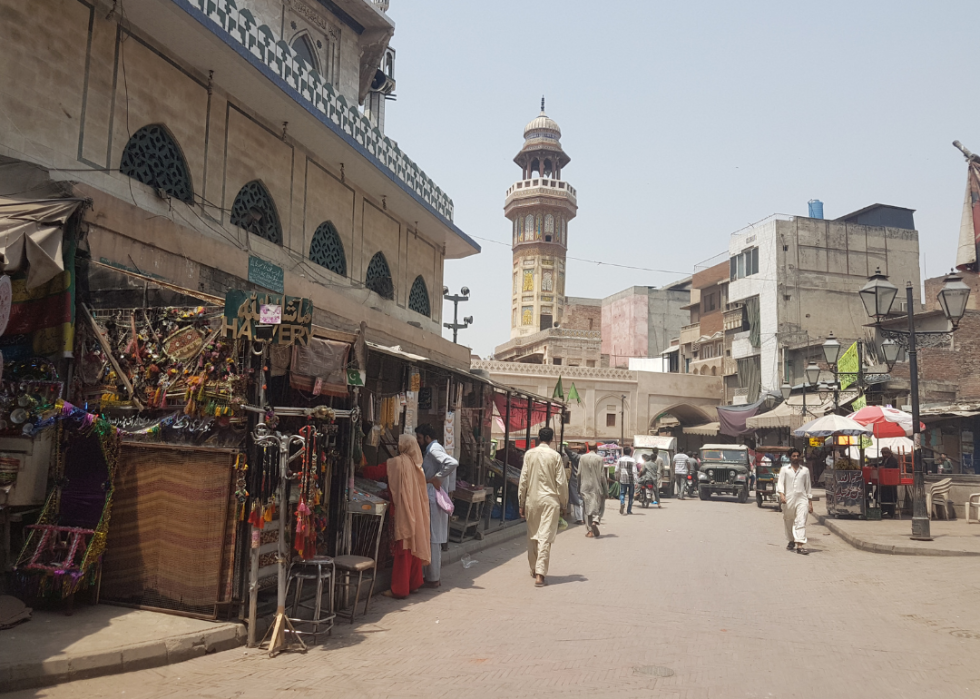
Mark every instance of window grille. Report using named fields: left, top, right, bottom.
left=230, top=181, right=282, bottom=245
left=309, top=221, right=346, bottom=276
left=119, top=124, right=193, bottom=203
left=408, top=276, right=430, bottom=317
left=365, top=252, right=393, bottom=299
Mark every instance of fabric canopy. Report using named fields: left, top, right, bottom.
left=846, top=405, right=923, bottom=438
left=0, top=198, right=83, bottom=290
left=717, top=397, right=769, bottom=437
left=492, top=393, right=555, bottom=434
left=847, top=436, right=913, bottom=460
left=684, top=422, right=720, bottom=436
left=745, top=390, right=860, bottom=430
left=793, top=414, right=872, bottom=438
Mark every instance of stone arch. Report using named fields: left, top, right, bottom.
left=365, top=251, right=394, bottom=300
left=230, top=180, right=282, bottom=244
left=649, top=403, right=714, bottom=431
left=119, top=124, right=193, bottom=203
left=309, top=221, right=346, bottom=276
left=408, top=275, right=430, bottom=317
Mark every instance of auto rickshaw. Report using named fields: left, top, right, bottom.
left=755, top=446, right=792, bottom=509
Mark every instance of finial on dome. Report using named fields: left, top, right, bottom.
left=541, top=96, right=545, bottom=113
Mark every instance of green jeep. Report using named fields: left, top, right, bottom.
left=697, top=444, right=751, bottom=503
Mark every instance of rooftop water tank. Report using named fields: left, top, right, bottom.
left=808, top=199, right=824, bottom=219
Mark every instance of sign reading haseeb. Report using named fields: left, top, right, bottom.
left=223, top=290, right=312, bottom=346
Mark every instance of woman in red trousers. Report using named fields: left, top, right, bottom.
left=361, top=434, right=431, bottom=598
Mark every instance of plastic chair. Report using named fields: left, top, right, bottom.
left=926, top=478, right=953, bottom=520
left=285, top=556, right=336, bottom=640
left=967, top=493, right=980, bottom=525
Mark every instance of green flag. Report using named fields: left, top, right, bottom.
left=838, top=342, right=859, bottom=390
left=568, top=382, right=582, bottom=405
left=851, top=394, right=867, bottom=411
left=552, top=376, right=564, bottom=400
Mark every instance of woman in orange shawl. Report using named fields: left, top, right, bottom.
left=361, top=434, right=431, bottom=598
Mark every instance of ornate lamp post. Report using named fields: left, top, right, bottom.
left=859, top=268, right=971, bottom=541
left=442, top=286, right=473, bottom=343
left=780, top=360, right=821, bottom=417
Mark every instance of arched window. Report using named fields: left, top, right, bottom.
left=524, top=215, right=534, bottom=240
left=291, top=35, right=318, bottom=72
left=536, top=214, right=543, bottom=239
left=230, top=181, right=282, bottom=244
left=365, top=251, right=393, bottom=299
left=309, top=221, right=346, bottom=276
left=408, top=275, right=430, bottom=317
left=119, top=124, right=193, bottom=203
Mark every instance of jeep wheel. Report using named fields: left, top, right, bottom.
left=756, top=491, right=763, bottom=508
left=698, top=485, right=709, bottom=500
left=738, top=485, right=748, bottom=503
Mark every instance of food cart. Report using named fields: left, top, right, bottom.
left=793, top=414, right=872, bottom=519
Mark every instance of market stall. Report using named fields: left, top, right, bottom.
left=794, top=415, right=872, bottom=518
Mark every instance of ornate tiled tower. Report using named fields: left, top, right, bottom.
left=505, top=100, right=578, bottom=339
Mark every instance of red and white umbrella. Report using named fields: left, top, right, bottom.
left=846, top=405, right=924, bottom=438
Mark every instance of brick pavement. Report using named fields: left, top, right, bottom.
left=9, top=497, right=980, bottom=698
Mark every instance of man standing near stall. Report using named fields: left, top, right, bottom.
left=519, top=427, right=568, bottom=587
left=776, top=448, right=813, bottom=555
left=415, top=423, right=458, bottom=589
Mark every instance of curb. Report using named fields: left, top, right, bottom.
left=0, top=621, right=247, bottom=694
left=813, top=511, right=980, bottom=557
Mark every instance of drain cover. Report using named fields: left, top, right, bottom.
left=633, top=666, right=675, bottom=677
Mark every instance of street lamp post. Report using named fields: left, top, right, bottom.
left=858, top=268, right=971, bottom=541
left=442, top=286, right=473, bottom=343
left=781, top=360, right=821, bottom=417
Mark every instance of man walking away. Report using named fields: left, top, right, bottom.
left=574, top=444, right=606, bottom=538
left=565, top=446, right=584, bottom=524
left=519, top=427, right=568, bottom=587
left=776, top=448, right=813, bottom=555
left=616, top=447, right=639, bottom=515
left=639, top=452, right=661, bottom=508
left=415, top=423, right=458, bottom=589
left=673, top=450, right=690, bottom=500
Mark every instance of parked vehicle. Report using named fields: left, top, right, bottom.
left=697, top=444, right=751, bottom=502
left=633, top=435, right=676, bottom=497
left=755, top=447, right=792, bottom=510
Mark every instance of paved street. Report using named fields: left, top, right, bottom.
left=12, top=496, right=980, bottom=699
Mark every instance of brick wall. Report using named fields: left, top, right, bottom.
left=917, top=311, right=980, bottom=401
left=563, top=300, right=602, bottom=331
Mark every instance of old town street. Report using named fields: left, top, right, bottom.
left=11, top=497, right=980, bottom=699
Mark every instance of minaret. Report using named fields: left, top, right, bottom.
left=505, top=99, right=577, bottom=339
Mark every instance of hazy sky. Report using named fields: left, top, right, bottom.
left=383, top=1, right=980, bottom=357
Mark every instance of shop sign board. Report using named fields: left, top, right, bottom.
left=260, top=304, right=282, bottom=324
left=223, top=290, right=312, bottom=346
left=248, top=256, right=284, bottom=294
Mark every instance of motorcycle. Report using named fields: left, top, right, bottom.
left=685, top=472, right=699, bottom=498
left=636, top=481, right=659, bottom=508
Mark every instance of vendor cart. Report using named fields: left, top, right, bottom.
left=754, top=447, right=790, bottom=510
left=449, top=485, right=490, bottom=543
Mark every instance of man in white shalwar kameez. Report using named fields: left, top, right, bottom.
left=776, top=448, right=813, bottom=555
left=416, top=424, right=458, bottom=588
left=518, top=427, right=568, bottom=587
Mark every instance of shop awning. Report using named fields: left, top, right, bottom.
left=684, top=422, right=720, bottom=436
left=660, top=346, right=680, bottom=355
left=366, top=341, right=429, bottom=363
left=0, top=197, right=86, bottom=289
left=744, top=390, right=860, bottom=430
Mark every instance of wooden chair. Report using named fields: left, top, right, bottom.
left=926, top=478, right=953, bottom=520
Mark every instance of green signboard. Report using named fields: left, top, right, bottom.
left=248, top=256, right=284, bottom=294
left=223, top=290, right=312, bottom=346
left=838, top=341, right=859, bottom=390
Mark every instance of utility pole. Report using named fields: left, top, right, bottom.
left=442, top=286, right=473, bottom=343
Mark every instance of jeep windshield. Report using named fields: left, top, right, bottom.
left=701, top=449, right=747, bottom=463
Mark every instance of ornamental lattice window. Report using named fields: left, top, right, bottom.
left=408, top=276, right=430, bottom=317
left=119, top=124, right=193, bottom=203
left=365, top=251, right=394, bottom=300
left=309, top=221, right=346, bottom=276
left=230, top=180, right=282, bottom=245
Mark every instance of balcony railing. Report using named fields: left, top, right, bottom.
left=723, top=307, right=746, bottom=332
left=679, top=323, right=701, bottom=345
left=505, top=179, right=577, bottom=207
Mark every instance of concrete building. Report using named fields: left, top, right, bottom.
left=725, top=207, right=920, bottom=404
left=601, top=282, right=691, bottom=369
left=0, top=0, right=478, bottom=368
left=671, top=261, right=730, bottom=383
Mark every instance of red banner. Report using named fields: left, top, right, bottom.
left=492, top=393, right=554, bottom=434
